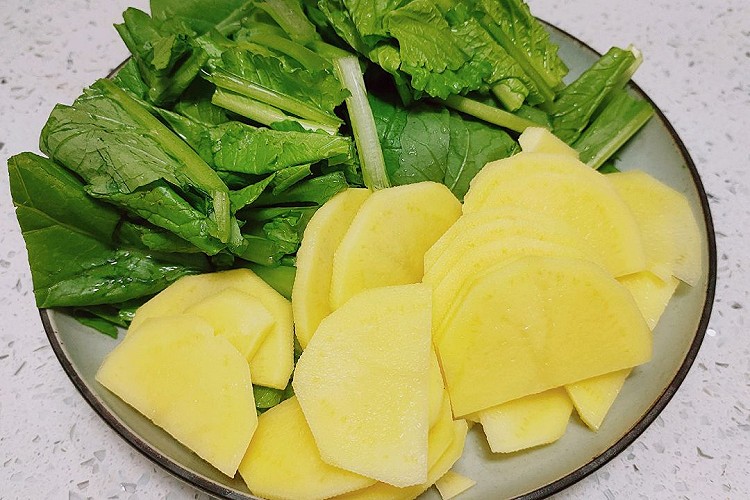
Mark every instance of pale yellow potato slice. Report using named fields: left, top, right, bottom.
left=292, top=188, right=370, bottom=348
left=293, top=284, right=432, bottom=487
left=428, top=346, right=446, bottom=428
left=238, top=396, right=375, bottom=500
left=437, top=255, right=652, bottom=417
left=463, top=152, right=586, bottom=212
left=567, top=270, right=679, bottom=430
left=184, top=287, right=274, bottom=360
left=129, top=269, right=294, bottom=389
left=608, top=169, right=702, bottom=285
left=424, top=210, right=601, bottom=287
left=333, top=414, right=469, bottom=500
left=428, top=238, right=590, bottom=342
left=476, top=388, right=573, bottom=453
left=330, top=182, right=461, bottom=309
left=424, top=206, right=544, bottom=271
left=435, top=470, right=476, bottom=500
left=619, top=269, right=680, bottom=330
left=565, top=369, right=631, bottom=431
left=518, top=126, right=579, bottom=157
left=96, top=315, right=256, bottom=477
left=463, top=153, right=646, bottom=277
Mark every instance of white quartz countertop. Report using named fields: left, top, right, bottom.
left=1, top=1, right=748, bottom=498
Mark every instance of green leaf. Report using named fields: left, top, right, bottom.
left=252, top=171, right=349, bottom=206
left=551, top=46, right=639, bottom=144
left=573, top=89, right=653, bottom=169
left=209, top=48, right=347, bottom=126
left=474, top=0, right=568, bottom=100
left=40, top=79, right=232, bottom=246
left=370, top=93, right=518, bottom=200
left=8, top=153, right=204, bottom=308
left=115, top=8, right=208, bottom=104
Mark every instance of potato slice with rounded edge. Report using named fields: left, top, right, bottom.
left=184, top=287, right=274, bottom=360
left=476, top=387, right=573, bottom=453
left=518, top=126, right=579, bottom=157
left=567, top=270, right=679, bottom=431
left=463, top=152, right=586, bottom=212
left=424, top=210, right=602, bottom=286
left=330, top=182, right=461, bottom=310
left=293, top=284, right=432, bottom=487
left=333, top=415, right=468, bottom=500
left=607, top=169, right=702, bottom=285
left=435, top=470, right=476, bottom=500
left=424, top=206, right=545, bottom=271
left=130, top=269, right=293, bottom=389
left=428, top=238, right=591, bottom=342
left=238, top=396, right=376, bottom=500
left=96, top=315, right=256, bottom=477
left=293, top=188, right=370, bottom=348
left=463, top=153, right=646, bottom=277
left=619, top=269, right=680, bottom=330
left=565, top=369, right=630, bottom=431
left=438, top=255, right=652, bottom=418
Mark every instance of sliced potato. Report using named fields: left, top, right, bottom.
left=619, top=270, right=680, bottom=330
left=334, top=414, right=468, bottom=500
left=607, top=170, right=702, bottom=285
left=293, top=188, right=370, bottom=348
left=438, top=255, right=652, bottom=417
left=565, top=369, right=630, bottom=431
left=330, top=182, right=461, bottom=309
left=184, top=287, right=274, bottom=360
left=463, top=153, right=646, bottom=277
left=435, top=470, right=476, bottom=500
left=428, top=238, right=590, bottom=341
left=96, top=315, right=256, bottom=477
left=424, top=209, right=601, bottom=286
left=477, top=388, right=573, bottom=453
left=518, top=126, right=579, bottom=157
left=429, top=346, right=447, bottom=428
left=130, top=269, right=294, bottom=389
left=293, top=284, right=432, bottom=487
left=238, top=396, right=375, bottom=500
left=567, top=270, right=678, bottom=430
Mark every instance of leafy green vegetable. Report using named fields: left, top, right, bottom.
left=115, top=8, right=209, bottom=105
left=40, top=79, right=233, bottom=248
left=550, top=46, right=640, bottom=144
left=474, top=0, right=567, bottom=101
left=8, top=153, right=207, bottom=308
left=204, top=36, right=349, bottom=131
left=370, top=92, right=518, bottom=200
left=8, top=0, right=655, bottom=346
left=150, top=0, right=251, bottom=34
left=573, top=89, right=653, bottom=169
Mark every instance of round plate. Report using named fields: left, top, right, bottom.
left=40, top=22, right=716, bottom=500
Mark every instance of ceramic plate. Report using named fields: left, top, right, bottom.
left=39, top=22, right=716, bottom=500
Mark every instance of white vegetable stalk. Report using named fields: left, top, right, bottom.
left=334, top=56, right=391, bottom=191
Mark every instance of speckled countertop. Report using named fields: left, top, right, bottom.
left=0, top=0, right=747, bottom=498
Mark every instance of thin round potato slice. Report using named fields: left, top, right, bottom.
left=607, top=169, right=702, bottom=285
left=293, top=284, right=432, bottom=487
left=96, top=315, right=256, bottom=477
left=330, top=182, right=461, bottom=309
left=292, top=188, right=370, bottom=348
left=437, top=255, right=652, bottom=418
left=463, top=153, right=646, bottom=277
left=239, top=397, right=376, bottom=500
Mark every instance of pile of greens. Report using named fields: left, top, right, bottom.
left=8, top=0, right=653, bottom=340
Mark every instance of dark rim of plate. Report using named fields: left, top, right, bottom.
left=38, top=20, right=717, bottom=500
